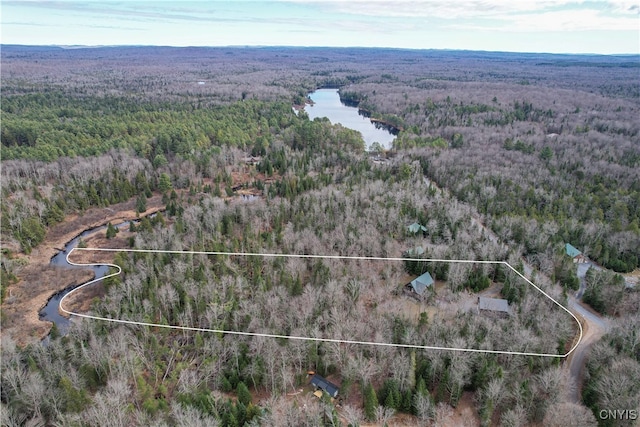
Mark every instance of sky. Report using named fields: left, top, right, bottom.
left=1, top=0, right=639, bottom=54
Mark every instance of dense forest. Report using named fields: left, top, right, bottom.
left=1, top=46, right=639, bottom=426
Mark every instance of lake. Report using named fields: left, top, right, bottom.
left=304, top=89, right=396, bottom=150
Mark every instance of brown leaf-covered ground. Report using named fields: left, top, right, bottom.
left=1, top=194, right=165, bottom=347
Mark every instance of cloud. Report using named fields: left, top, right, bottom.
left=511, top=8, right=639, bottom=31
left=447, top=8, right=640, bottom=32
left=2, top=1, right=637, bottom=51
left=284, top=0, right=576, bottom=18
left=285, top=0, right=640, bottom=27
left=1, top=1, right=311, bottom=27
left=289, top=0, right=640, bottom=39
left=606, top=0, right=640, bottom=14
left=2, top=1, right=249, bottom=24
left=2, top=1, right=217, bottom=22
left=7, top=1, right=637, bottom=31
left=3, top=20, right=142, bottom=31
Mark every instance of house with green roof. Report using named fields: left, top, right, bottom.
left=407, top=271, right=434, bottom=298
left=407, top=222, right=427, bottom=235
left=406, top=246, right=425, bottom=257
left=565, top=243, right=586, bottom=263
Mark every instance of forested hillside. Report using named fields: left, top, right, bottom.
left=342, top=80, right=640, bottom=273
left=1, top=46, right=638, bottom=426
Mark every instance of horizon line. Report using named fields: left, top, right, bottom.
left=2, top=43, right=638, bottom=57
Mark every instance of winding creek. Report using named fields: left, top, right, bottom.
left=40, top=220, right=131, bottom=339
left=43, top=94, right=392, bottom=340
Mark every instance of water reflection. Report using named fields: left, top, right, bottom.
left=304, top=89, right=396, bottom=150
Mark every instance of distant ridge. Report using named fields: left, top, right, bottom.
left=1, top=44, right=639, bottom=60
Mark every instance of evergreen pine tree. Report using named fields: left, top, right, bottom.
left=136, top=194, right=147, bottom=213
left=49, top=322, right=60, bottom=339
left=384, top=390, right=396, bottom=409
left=159, top=173, right=172, bottom=192
left=364, top=383, right=378, bottom=422
left=106, top=222, right=118, bottom=239
left=221, top=376, right=233, bottom=392
left=401, top=389, right=413, bottom=413
left=236, top=381, right=252, bottom=406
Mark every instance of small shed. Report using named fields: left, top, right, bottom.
left=565, top=243, right=586, bottom=263
left=407, top=222, right=427, bottom=234
left=478, top=297, right=510, bottom=314
left=242, top=155, right=261, bottom=165
left=310, top=374, right=339, bottom=398
left=409, top=272, right=434, bottom=296
left=406, top=246, right=425, bottom=257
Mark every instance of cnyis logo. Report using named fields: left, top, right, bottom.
left=599, top=409, right=638, bottom=421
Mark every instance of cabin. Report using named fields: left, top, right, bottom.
left=310, top=374, right=339, bottom=398
left=242, top=155, right=261, bottom=166
left=565, top=243, right=586, bottom=263
left=478, top=297, right=510, bottom=316
left=407, top=222, right=427, bottom=235
left=405, top=271, right=434, bottom=300
left=406, top=246, right=425, bottom=257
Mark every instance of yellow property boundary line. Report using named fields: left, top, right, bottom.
left=61, top=248, right=582, bottom=358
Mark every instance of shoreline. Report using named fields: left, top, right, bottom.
left=1, top=194, right=165, bottom=347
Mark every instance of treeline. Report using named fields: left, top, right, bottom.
left=3, top=46, right=638, bottom=425
left=1, top=92, right=298, bottom=161
left=583, top=313, right=640, bottom=426
left=1, top=152, right=153, bottom=253
left=1, top=97, right=359, bottom=254
left=583, top=269, right=630, bottom=316
left=337, top=79, right=640, bottom=272
left=2, top=118, right=579, bottom=425
left=4, top=47, right=636, bottom=103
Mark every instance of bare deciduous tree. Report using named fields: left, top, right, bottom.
left=543, top=402, right=597, bottom=427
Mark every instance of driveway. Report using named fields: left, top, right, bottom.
left=567, top=260, right=609, bottom=403
left=566, top=297, right=609, bottom=403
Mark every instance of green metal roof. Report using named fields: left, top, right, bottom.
left=410, top=272, right=434, bottom=295
left=407, top=222, right=427, bottom=233
left=406, top=246, right=425, bottom=256
left=565, top=243, right=582, bottom=258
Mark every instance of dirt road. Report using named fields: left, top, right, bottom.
left=566, top=297, right=608, bottom=403
left=565, top=262, right=609, bottom=403
left=423, top=175, right=610, bottom=408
